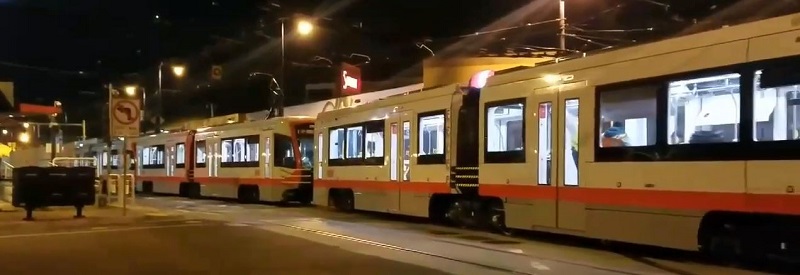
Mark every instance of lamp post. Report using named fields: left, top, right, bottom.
left=157, top=62, right=185, bottom=132
left=559, top=0, right=566, bottom=50
left=125, top=85, right=146, bottom=124
left=277, top=17, right=314, bottom=117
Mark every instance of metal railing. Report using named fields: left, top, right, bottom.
left=50, top=157, right=97, bottom=168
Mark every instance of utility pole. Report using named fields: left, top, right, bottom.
left=559, top=0, right=566, bottom=51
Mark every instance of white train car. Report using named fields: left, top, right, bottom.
left=68, top=138, right=132, bottom=175
left=193, top=116, right=315, bottom=203
left=313, top=84, right=458, bottom=215
left=314, top=12, right=800, bottom=261
left=135, top=130, right=193, bottom=195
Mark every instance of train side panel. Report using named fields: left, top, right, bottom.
left=314, top=85, right=457, bottom=217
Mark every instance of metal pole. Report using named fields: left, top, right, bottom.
left=121, top=137, right=127, bottom=216
left=279, top=18, right=285, bottom=117
left=104, top=84, right=113, bottom=207
left=49, top=119, right=57, bottom=163
left=81, top=120, right=86, bottom=141
left=559, top=0, right=566, bottom=51
left=141, top=87, right=146, bottom=123
left=157, top=62, right=163, bottom=133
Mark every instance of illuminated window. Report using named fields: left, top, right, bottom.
left=346, top=126, right=363, bottom=159
left=486, top=101, right=524, bottom=153
left=176, top=143, right=185, bottom=165
left=753, top=68, right=800, bottom=142
left=328, top=128, right=345, bottom=160
left=667, top=73, right=741, bottom=144
left=418, top=114, right=444, bottom=155
left=195, top=140, right=207, bottom=167
left=598, top=85, right=658, bottom=147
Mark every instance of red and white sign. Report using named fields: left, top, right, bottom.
left=109, top=98, right=141, bottom=138
left=337, top=62, right=362, bottom=96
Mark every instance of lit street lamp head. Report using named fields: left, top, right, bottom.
left=124, top=86, right=137, bottom=96
left=172, top=65, right=186, bottom=77
left=18, top=132, right=30, bottom=143
left=296, top=20, right=313, bottom=36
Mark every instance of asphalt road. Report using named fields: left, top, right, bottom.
left=0, top=214, right=451, bottom=275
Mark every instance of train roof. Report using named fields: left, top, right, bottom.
left=196, top=115, right=314, bottom=133
left=486, top=12, right=800, bottom=87
left=316, top=84, right=460, bottom=120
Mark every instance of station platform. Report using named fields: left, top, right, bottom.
left=0, top=205, right=449, bottom=275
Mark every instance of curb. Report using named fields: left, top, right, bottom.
left=108, top=204, right=181, bottom=217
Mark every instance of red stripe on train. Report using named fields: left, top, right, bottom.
left=318, top=179, right=800, bottom=216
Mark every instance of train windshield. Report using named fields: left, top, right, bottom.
left=298, top=135, right=314, bottom=169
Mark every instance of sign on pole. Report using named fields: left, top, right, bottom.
left=109, top=96, right=141, bottom=138
left=211, top=65, right=222, bottom=80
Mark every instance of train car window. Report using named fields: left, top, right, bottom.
left=298, top=135, right=313, bottom=169
left=220, top=135, right=259, bottom=167
left=346, top=126, right=364, bottom=159
left=564, top=99, right=579, bottom=186
left=317, top=133, right=323, bottom=179
left=403, top=121, right=411, bottom=180
left=329, top=128, right=345, bottom=160
left=176, top=143, right=185, bottom=167
left=538, top=102, right=552, bottom=185
left=364, top=120, right=385, bottom=165
left=245, top=137, right=259, bottom=162
left=485, top=98, right=525, bottom=163
left=598, top=85, right=657, bottom=147
left=265, top=137, right=272, bottom=177
left=417, top=110, right=446, bottom=165
left=753, top=68, right=800, bottom=142
left=667, top=73, right=741, bottom=145
left=111, top=151, right=120, bottom=168
left=195, top=140, right=207, bottom=167
left=221, top=139, right=233, bottom=163
left=142, top=145, right=165, bottom=169
left=273, top=134, right=295, bottom=168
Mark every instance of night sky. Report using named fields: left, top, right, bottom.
left=0, top=0, right=797, bottom=139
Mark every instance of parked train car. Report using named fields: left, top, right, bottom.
left=136, top=116, right=316, bottom=203
left=64, top=138, right=134, bottom=175
left=313, top=13, right=800, bottom=261
left=135, top=130, right=193, bottom=195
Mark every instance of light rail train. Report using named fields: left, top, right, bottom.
left=62, top=12, right=800, bottom=261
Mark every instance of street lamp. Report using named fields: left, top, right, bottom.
left=559, top=0, right=566, bottom=50
left=18, top=132, right=29, bottom=143
left=124, top=86, right=137, bottom=96
left=22, top=122, right=29, bottom=129
left=278, top=17, right=314, bottom=117
left=2, top=129, right=7, bottom=135
left=157, top=63, right=186, bottom=132
left=171, top=66, right=185, bottom=77
left=296, top=20, right=314, bottom=36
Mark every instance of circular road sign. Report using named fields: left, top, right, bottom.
left=112, top=100, right=140, bottom=125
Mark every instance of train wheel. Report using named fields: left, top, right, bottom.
left=480, top=199, right=513, bottom=236
left=704, top=222, right=743, bottom=263
left=188, top=184, right=201, bottom=199
left=331, top=189, right=354, bottom=211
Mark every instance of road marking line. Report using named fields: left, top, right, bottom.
left=0, top=223, right=205, bottom=239
left=530, top=261, right=551, bottom=270
left=91, top=227, right=110, bottom=230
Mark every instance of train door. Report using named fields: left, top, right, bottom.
left=211, top=139, right=219, bottom=177
left=555, top=86, right=589, bottom=231
left=167, top=144, right=175, bottom=177
left=398, top=113, right=414, bottom=214
left=263, top=132, right=273, bottom=179
left=386, top=117, right=401, bottom=213
left=530, top=91, right=559, bottom=228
